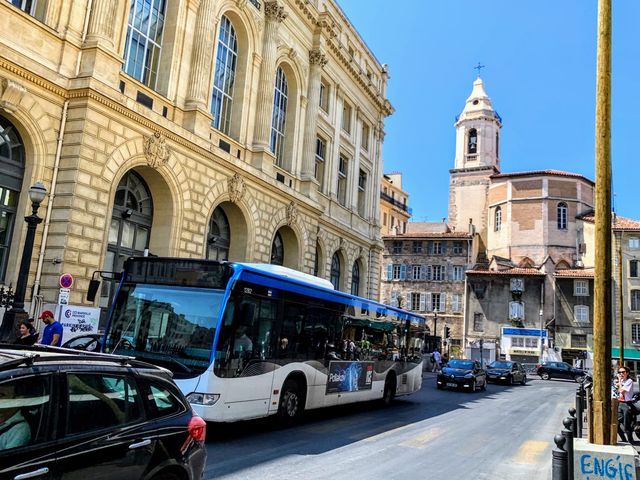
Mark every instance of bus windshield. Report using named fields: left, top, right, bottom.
left=104, top=283, right=225, bottom=379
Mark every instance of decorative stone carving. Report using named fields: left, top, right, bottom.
left=264, top=1, right=287, bottom=22
left=287, top=47, right=297, bottom=61
left=0, top=78, right=26, bottom=113
left=227, top=173, right=246, bottom=203
left=143, top=132, right=170, bottom=168
left=285, top=201, right=298, bottom=225
left=309, top=49, right=328, bottom=68
left=235, top=0, right=248, bottom=8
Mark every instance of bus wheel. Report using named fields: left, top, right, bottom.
left=382, top=375, right=396, bottom=406
left=278, top=379, right=303, bottom=425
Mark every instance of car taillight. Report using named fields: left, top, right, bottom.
left=188, top=415, right=207, bottom=442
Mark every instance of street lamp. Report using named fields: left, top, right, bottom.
left=0, top=182, right=47, bottom=341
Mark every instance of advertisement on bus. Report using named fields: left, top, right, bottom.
left=326, top=361, right=374, bottom=394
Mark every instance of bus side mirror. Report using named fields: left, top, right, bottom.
left=87, top=279, right=101, bottom=302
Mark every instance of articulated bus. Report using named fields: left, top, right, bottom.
left=96, top=257, right=425, bottom=423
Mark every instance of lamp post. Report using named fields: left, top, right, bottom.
left=539, top=308, right=544, bottom=363
left=0, top=182, right=47, bottom=341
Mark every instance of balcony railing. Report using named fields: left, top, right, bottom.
left=380, top=192, right=412, bottom=214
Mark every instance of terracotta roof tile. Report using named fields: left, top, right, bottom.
left=466, top=267, right=546, bottom=277
left=578, top=214, right=640, bottom=231
left=491, top=169, right=594, bottom=184
left=554, top=269, right=595, bottom=278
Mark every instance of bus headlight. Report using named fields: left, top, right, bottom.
left=187, top=393, right=221, bottom=406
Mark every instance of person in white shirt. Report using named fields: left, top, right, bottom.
left=0, top=383, right=31, bottom=451
left=432, top=349, right=442, bottom=372
left=616, top=366, right=637, bottom=444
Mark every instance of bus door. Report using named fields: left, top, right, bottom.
left=215, top=293, right=279, bottom=419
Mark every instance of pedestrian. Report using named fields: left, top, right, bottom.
left=13, top=321, right=37, bottom=346
left=615, top=365, right=637, bottom=444
left=38, top=310, right=63, bottom=347
left=432, top=349, right=442, bottom=372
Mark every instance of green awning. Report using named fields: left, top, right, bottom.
left=611, top=347, right=640, bottom=360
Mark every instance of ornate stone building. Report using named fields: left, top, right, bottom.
left=0, top=0, right=392, bottom=320
left=380, top=172, right=411, bottom=236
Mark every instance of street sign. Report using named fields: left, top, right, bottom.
left=59, top=273, right=74, bottom=289
left=58, top=288, right=70, bottom=305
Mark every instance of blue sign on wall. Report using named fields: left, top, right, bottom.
left=502, top=327, right=548, bottom=338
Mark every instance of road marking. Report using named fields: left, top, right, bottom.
left=399, top=427, right=444, bottom=449
left=513, top=440, right=548, bottom=464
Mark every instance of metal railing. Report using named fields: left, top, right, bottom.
left=380, top=192, right=412, bottom=214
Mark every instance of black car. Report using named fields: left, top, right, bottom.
left=536, top=361, right=586, bottom=383
left=437, top=359, right=487, bottom=392
left=0, top=345, right=206, bottom=480
left=61, top=333, right=103, bottom=352
left=485, top=361, right=527, bottom=385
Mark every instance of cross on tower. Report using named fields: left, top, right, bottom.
left=474, top=62, right=485, bottom=76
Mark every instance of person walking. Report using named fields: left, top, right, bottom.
left=615, top=366, right=637, bottom=444
left=13, top=321, right=37, bottom=346
left=432, top=349, right=442, bottom=372
left=38, top=310, right=63, bottom=347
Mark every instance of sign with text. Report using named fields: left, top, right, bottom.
left=326, top=361, right=374, bottom=394
left=574, top=438, right=636, bottom=480
left=58, top=288, right=70, bottom=305
left=44, top=304, right=100, bottom=342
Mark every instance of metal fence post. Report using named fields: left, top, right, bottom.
left=562, top=417, right=574, bottom=480
left=569, top=407, right=578, bottom=438
left=576, top=384, right=584, bottom=438
left=552, top=434, right=568, bottom=480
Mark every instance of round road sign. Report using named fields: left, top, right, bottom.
left=59, top=273, right=74, bottom=289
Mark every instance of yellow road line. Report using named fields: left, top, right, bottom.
left=399, top=427, right=444, bottom=449
left=513, top=440, right=548, bottom=464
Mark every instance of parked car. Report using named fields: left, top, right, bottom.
left=61, top=333, right=103, bottom=352
left=0, top=344, right=207, bottom=480
left=536, top=361, right=586, bottom=383
left=485, top=361, right=527, bottom=385
left=437, top=359, right=487, bottom=392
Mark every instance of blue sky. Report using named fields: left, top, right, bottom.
left=340, top=1, right=638, bottom=222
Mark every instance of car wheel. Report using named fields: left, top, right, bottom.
left=278, top=379, right=304, bottom=425
left=575, top=375, right=585, bottom=384
left=382, top=375, right=397, bottom=405
left=509, top=376, right=514, bottom=385
left=470, top=379, right=477, bottom=393
left=541, top=372, right=550, bottom=380
left=521, top=375, right=527, bottom=385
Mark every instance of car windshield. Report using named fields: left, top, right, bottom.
left=104, top=283, right=225, bottom=379
left=488, top=361, right=512, bottom=369
left=447, top=360, right=474, bottom=370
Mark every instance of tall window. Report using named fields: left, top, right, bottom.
left=270, top=66, right=288, bottom=167
left=123, top=0, right=167, bottom=89
left=211, top=16, right=238, bottom=135
left=467, top=128, right=478, bottom=154
left=452, top=266, right=464, bottom=281
left=412, top=241, right=423, bottom=254
left=630, top=260, right=638, bottom=278
left=357, top=169, right=367, bottom=217
left=319, top=79, right=329, bottom=112
left=432, top=265, right=444, bottom=281
left=411, top=265, right=422, bottom=280
left=342, top=102, right=352, bottom=133
left=0, top=115, right=25, bottom=281
left=574, top=280, right=589, bottom=296
left=632, top=323, right=640, bottom=345
left=314, top=243, right=321, bottom=277
left=452, top=294, right=462, bottom=313
left=509, top=301, right=524, bottom=321
left=574, top=305, right=589, bottom=324
left=432, top=241, right=442, bottom=255
left=207, top=206, right=230, bottom=261
left=410, top=292, right=421, bottom=311
left=495, top=206, right=502, bottom=231
left=557, top=202, right=568, bottom=230
left=392, top=241, right=401, bottom=254
left=315, top=137, right=326, bottom=191
left=361, top=123, right=370, bottom=151
left=431, top=293, right=443, bottom=312
left=473, top=313, right=484, bottom=332
left=632, top=290, right=640, bottom=312
left=270, top=232, right=284, bottom=266
left=453, top=242, right=463, bottom=255
left=337, top=154, right=348, bottom=206
left=330, top=253, right=341, bottom=290
left=351, top=262, right=360, bottom=296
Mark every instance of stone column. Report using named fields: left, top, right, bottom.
left=185, top=0, right=217, bottom=111
left=86, top=0, right=117, bottom=46
left=300, top=49, right=327, bottom=181
left=252, top=1, right=287, bottom=151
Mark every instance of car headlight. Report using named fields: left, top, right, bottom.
left=186, top=392, right=221, bottom=406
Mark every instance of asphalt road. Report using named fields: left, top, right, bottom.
left=203, top=373, right=578, bottom=479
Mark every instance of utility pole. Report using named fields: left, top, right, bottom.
left=592, top=0, right=613, bottom=446
left=618, top=230, right=624, bottom=367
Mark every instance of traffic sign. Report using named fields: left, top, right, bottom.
left=59, top=273, right=74, bottom=289
left=58, top=288, right=70, bottom=305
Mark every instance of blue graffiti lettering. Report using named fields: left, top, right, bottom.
left=581, top=454, right=593, bottom=474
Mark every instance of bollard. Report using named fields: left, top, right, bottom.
left=551, top=434, right=568, bottom=480
left=562, top=417, right=574, bottom=480
left=575, top=385, right=584, bottom=437
left=569, top=407, right=578, bottom=439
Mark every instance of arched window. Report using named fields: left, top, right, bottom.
left=557, top=202, right=568, bottom=230
left=330, top=253, right=341, bottom=290
left=467, top=128, right=478, bottom=154
left=123, top=0, right=167, bottom=89
left=271, top=231, right=284, bottom=265
left=211, top=16, right=238, bottom=135
left=495, top=206, right=502, bottom=231
left=351, top=262, right=360, bottom=296
left=207, top=206, right=230, bottom=261
left=314, top=243, right=320, bottom=277
left=270, top=66, right=288, bottom=167
left=0, top=115, right=25, bottom=281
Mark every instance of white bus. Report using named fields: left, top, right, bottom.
left=95, top=257, right=425, bottom=424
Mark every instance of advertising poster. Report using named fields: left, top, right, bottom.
left=326, top=361, right=374, bottom=394
left=43, top=304, right=100, bottom=342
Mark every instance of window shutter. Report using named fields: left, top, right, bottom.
left=442, top=241, right=447, bottom=254
left=390, top=290, right=398, bottom=307
left=447, top=265, right=453, bottom=281
left=440, top=294, right=446, bottom=312
left=419, top=293, right=426, bottom=311
left=427, top=241, right=433, bottom=255
left=387, top=264, right=393, bottom=280
left=425, top=293, right=432, bottom=311
left=426, top=265, right=432, bottom=280
left=420, top=265, right=427, bottom=280
left=400, top=264, right=407, bottom=280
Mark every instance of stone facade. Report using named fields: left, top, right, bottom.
left=0, top=0, right=392, bottom=316
left=380, top=172, right=411, bottom=236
